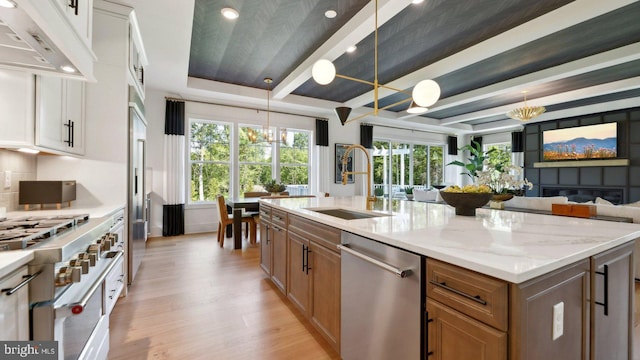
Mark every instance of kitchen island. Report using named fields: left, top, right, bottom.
left=259, top=195, right=640, bottom=360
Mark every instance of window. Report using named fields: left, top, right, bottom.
left=372, top=140, right=444, bottom=197
left=239, top=125, right=273, bottom=193
left=189, top=120, right=231, bottom=202
left=188, top=111, right=313, bottom=203
left=279, top=129, right=310, bottom=195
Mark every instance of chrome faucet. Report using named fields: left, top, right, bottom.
left=341, top=144, right=376, bottom=210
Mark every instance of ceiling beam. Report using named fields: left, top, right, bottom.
left=271, top=0, right=413, bottom=100
left=345, top=0, right=637, bottom=108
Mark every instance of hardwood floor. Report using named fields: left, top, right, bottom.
left=108, top=232, right=340, bottom=360
left=109, top=231, right=640, bottom=359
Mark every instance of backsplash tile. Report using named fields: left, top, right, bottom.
left=0, top=149, right=36, bottom=211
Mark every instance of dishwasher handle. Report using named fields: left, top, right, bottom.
left=338, top=244, right=412, bottom=278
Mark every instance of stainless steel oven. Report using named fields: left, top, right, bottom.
left=27, top=209, right=125, bottom=360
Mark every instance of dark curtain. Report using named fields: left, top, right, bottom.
left=473, top=136, right=483, bottom=148
left=163, top=100, right=185, bottom=236
left=315, top=119, right=328, bottom=146
left=447, top=136, right=458, bottom=155
left=511, top=131, right=524, bottom=152
left=360, top=124, right=373, bottom=149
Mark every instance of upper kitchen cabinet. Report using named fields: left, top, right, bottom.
left=128, top=13, right=147, bottom=100
left=0, top=69, right=35, bottom=148
left=35, top=75, right=85, bottom=155
left=0, top=0, right=96, bottom=81
left=54, top=0, right=93, bottom=47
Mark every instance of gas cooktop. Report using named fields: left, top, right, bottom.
left=0, top=214, right=89, bottom=251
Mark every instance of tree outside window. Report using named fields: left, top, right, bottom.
left=280, top=130, right=310, bottom=195
left=189, top=121, right=231, bottom=201
left=484, top=143, right=512, bottom=168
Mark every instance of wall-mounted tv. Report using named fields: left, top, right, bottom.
left=542, top=122, right=617, bottom=161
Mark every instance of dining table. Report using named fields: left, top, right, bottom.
left=225, top=197, right=262, bottom=249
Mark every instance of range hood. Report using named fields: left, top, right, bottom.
left=0, top=1, right=95, bottom=81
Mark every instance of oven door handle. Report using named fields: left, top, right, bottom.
left=1, top=270, right=42, bottom=295
left=55, top=251, right=123, bottom=319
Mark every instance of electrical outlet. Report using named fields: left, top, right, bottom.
left=552, top=302, right=564, bottom=340
left=3, top=171, right=10, bottom=189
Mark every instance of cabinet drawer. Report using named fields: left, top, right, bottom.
left=259, top=205, right=272, bottom=223
left=271, top=208, right=287, bottom=228
left=104, top=255, right=125, bottom=315
left=427, top=259, right=508, bottom=331
left=288, top=214, right=341, bottom=252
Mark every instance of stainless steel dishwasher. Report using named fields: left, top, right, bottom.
left=339, top=231, right=423, bottom=360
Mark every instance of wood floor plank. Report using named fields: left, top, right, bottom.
left=108, top=232, right=340, bottom=360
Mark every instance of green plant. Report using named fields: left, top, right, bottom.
left=446, top=140, right=497, bottom=180
left=374, top=187, right=384, bottom=197
left=403, top=186, right=414, bottom=195
left=263, top=179, right=287, bottom=193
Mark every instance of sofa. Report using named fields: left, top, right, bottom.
left=503, top=196, right=640, bottom=278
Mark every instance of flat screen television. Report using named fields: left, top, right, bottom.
left=542, top=122, right=617, bottom=161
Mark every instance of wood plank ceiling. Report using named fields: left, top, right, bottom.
left=186, top=0, right=640, bottom=134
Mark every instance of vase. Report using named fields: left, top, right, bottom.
left=489, top=193, right=513, bottom=210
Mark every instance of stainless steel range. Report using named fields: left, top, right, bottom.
left=3, top=208, right=126, bottom=360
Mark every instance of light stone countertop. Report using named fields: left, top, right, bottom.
left=262, top=196, right=640, bottom=283
left=5, top=204, right=125, bottom=219
left=0, top=250, right=34, bottom=279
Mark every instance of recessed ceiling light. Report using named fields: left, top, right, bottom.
left=221, top=7, right=239, bottom=20
left=0, top=0, right=18, bottom=9
left=325, top=10, right=337, bottom=19
left=346, top=45, right=357, bottom=53
left=0, top=0, right=17, bottom=8
left=412, top=0, right=424, bottom=4
left=61, top=65, right=76, bottom=73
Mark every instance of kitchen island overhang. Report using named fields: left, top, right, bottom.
left=260, top=196, right=640, bottom=283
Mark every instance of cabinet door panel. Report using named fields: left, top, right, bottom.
left=65, top=79, right=85, bottom=154
left=271, top=224, right=287, bottom=294
left=0, top=267, right=30, bottom=340
left=287, top=232, right=309, bottom=315
left=591, top=242, right=633, bottom=360
left=36, top=76, right=65, bottom=149
left=309, top=241, right=340, bottom=352
left=259, top=221, right=271, bottom=276
left=427, top=300, right=506, bottom=360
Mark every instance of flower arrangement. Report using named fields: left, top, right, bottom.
left=263, top=179, right=287, bottom=193
left=476, top=161, right=532, bottom=194
left=447, top=140, right=533, bottom=194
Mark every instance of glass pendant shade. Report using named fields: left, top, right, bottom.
left=406, top=100, right=428, bottom=114
left=412, top=80, right=441, bottom=107
left=312, top=59, right=336, bottom=85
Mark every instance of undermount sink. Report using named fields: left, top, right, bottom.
left=306, top=208, right=389, bottom=220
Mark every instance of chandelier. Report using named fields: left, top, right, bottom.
left=248, top=78, right=287, bottom=144
left=311, top=0, right=440, bottom=125
left=506, top=91, right=546, bottom=121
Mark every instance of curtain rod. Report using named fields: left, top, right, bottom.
left=165, top=96, right=328, bottom=121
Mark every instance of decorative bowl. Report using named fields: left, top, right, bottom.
left=491, top=193, right=514, bottom=202
left=439, top=191, right=492, bottom=216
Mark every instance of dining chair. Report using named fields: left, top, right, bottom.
left=216, top=195, right=257, bottom=247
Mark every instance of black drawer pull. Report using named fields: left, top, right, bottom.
left=595, top=264, right=609, bottom=316
left=429, top=280, right=487, bottom=305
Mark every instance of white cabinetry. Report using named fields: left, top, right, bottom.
left=35, top=76, right=85, bottom=155
left=0, top=266, right=30, bottom=340
left=55, top=0, right=94, bottom=47
left=0, top=69, right=35, bottom=148
left=128, top=15, right=147, bottom=99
